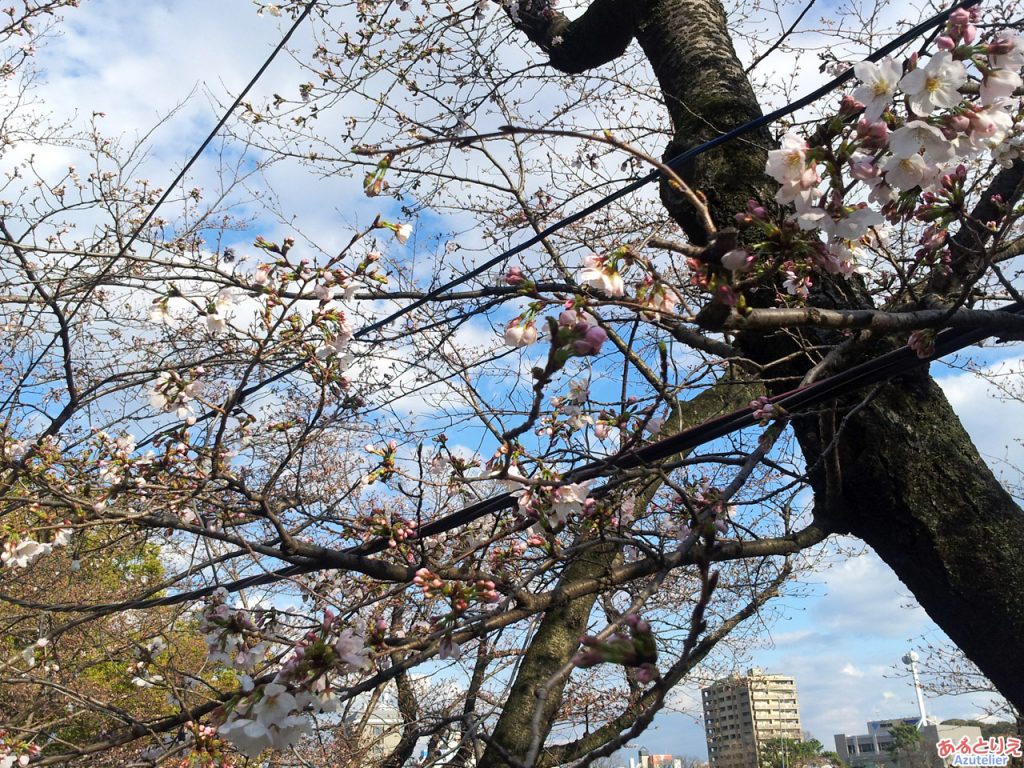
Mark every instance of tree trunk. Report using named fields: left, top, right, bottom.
left=630, top=0, right=1024, bottom=712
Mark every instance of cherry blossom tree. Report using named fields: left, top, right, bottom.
left=3, top=0, right=1024, bottom=766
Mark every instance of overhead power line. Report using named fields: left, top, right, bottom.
left=352, top=0, right=980, bottom=340
left=36, top=0, right=993, bottom=613
left=122, top=1, right=320, bottom=259
left=114, top=300, right=1023, bottom=611
left=9, top=2, right=322, bottom=410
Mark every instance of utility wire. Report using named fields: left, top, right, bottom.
left=8, top=2, right=322, bottom=415
left=121, top=2, right=320, bottom=260
left=352, top=0, right=980, bottom=341
left=221, top=0, right=976, bottom=410
left=108, top=300, right=1022, bottom=611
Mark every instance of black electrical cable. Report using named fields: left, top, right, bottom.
left=114, top=301, right=1022, bottom=611
left=351, top=0, right=980, bottom=341
left=120, top=1, right=320, bottom=260
left=216, top=0, right=978, bottom=414
left=7, top=2, right=322, bottom=416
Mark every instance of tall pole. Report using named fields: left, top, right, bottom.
left=902, top=651, right=931, bottom=727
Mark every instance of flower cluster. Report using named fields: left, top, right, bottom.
left=730, top=15, right=1024, bottom=302
left=360, top=507, right=418, bottom=555
left=363, top=440, right=399, bottom=485
left=512, top=478, right=592, bottom=533
left=176, top=722, right=235, bottom=768
left=199, top=588, right=271, bottom=671
left=413, top=568, right=500, bottom=612
left=579, top=253, right=626, bottom=296
left=555, top=308, right=607, bottom=356
left=572, top=613, right=658, bottom=683
left=216, top=608, right=372, bottom=758
left=0, top=731, right=40, bottom=768
left=2, top=525, right=72, bottom=569
left=149, top=369, right=203, bottom=420
left=504, top=316, right=539, bottom=347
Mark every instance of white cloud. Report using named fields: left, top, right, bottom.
left=813, top=549, right=929, bottom=638
left=936, top=355, right=1024, bottom=479
left=842, top=663, right=865, bottom=678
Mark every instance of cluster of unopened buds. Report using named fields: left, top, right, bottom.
left=555, top=308, right=607, bottom=356
left=363, top=508, right=417, bottom=550
left=488, top=540, right=527, bottom=569
left=749, top=395, right=777, bottom=425
left=413, top=568, right=499, bottom=611
left=572, top=613, right=659, bottom=684
left=504, top=315, right=539, bottom=347
left=673, top=484, right=734, bottom=540
left=176, top=721, right=234, bottom=768
left=580, top=496, right=622, bottom=531
left=913, top=164, right=967, bottom=223
left=363, top=440, right=398, bottom=484
left=413, top=567, right=444, bottom=598
left=908, top=328, right=938, bottom=358
left=505, top=265, right=529, bottom=286
left=366, top=616, right=390, bottom=649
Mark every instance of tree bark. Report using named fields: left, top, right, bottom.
left=623, top=0, right=1024, bottom=713
left=478, top=376, right=761, bottom=767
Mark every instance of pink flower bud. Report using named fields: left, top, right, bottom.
left=948, top=8, right=970, bottom=25
left=573, top=325, right=607, bottom=356
left=988, top=35, right=1018, bottom=55
left=839, top=93, right=863, bottom=116
left=505, top=266, right=526, bottom=285
left=850, top=159, right=881, bottom=183
left=946, top=114, right=970, bottom=134
left=721, top=248, right=755, bottom=272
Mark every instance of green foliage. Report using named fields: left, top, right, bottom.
left=759, top=738, right=825, bottom=768
left=885, top=723, right=923, bottom=756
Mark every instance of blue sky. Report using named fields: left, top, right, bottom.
left=21, top=0, right=1024, bottom=762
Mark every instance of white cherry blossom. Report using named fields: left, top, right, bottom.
left=989, top=33, right=1024, bottom=70
left=898, top=51, right=966, bottom=115
left=334, top=628, right=370, bottom=672
left=579, top=255, right=625, bottom=297
left=980, top=68, right=1022, bottom=106
left=2, top=539, right=52, bottom=568
left=889, top=120, right=955, bottom=163
left=880, top=152, right=934, bottom=191
left=394, top=223, right=413, bottom=245
left=853, top=57, right=902, bottom=121
left=254, top=683, right=298, bottom=725
left=219, top=718, right=273, bottom=758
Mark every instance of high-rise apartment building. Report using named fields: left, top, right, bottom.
left=702, top=668, right=804, bottom=768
